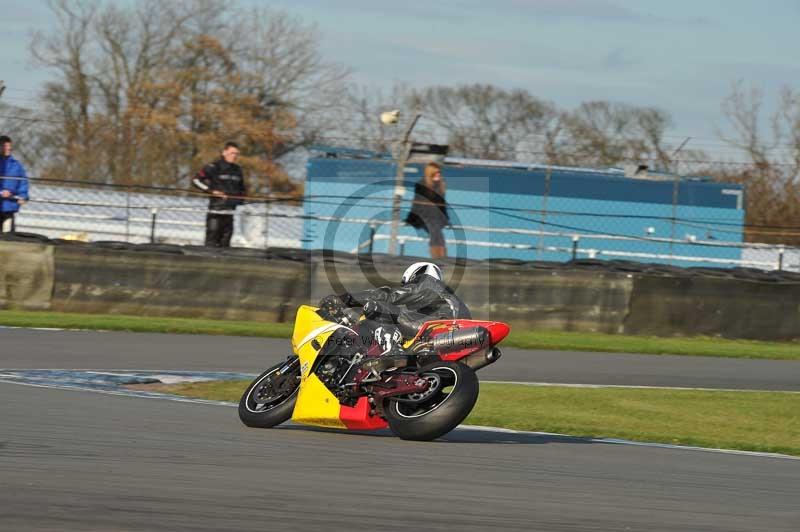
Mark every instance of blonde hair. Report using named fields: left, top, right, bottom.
left=423, top=162, right=445, bottom=195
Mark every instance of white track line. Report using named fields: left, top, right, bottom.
left=457, top=424, right=800, bottom=461
left=2, top=369, right=799, bottom=393
left=483, top=380, right=800, bottom=394
left=0, top=326, right=94, bottom=332
left=0, top=377, right=235, bottom=407
left=0, top=368, right=258, bottom=373
left=0, top=375, right=798, bottom=462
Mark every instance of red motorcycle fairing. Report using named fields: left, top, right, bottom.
left=340, top=397, right=389, bottom=430
left=409, top=319, right=510, bottom=363
left=335, top=319, right=510, bottom=431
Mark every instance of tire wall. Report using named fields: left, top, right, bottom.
left=2, top=239, right=800, bottom=340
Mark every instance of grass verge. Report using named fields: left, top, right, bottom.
left=2, top=309, right=800, bottom=360
left=146, top=379, right=800, bottom=456
left=0, top=309, right=293, bottom=338
left=506, top=330, right=800, bottom=360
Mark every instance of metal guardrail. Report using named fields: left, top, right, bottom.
left=10, top=184, right=303, bottom=248
left=12, top=194, right=796, bottom=271
left=3, top=177, right=799, bottom=271
left=354, top=223, right=790, bottom=270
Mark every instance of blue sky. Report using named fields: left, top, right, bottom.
left=2, top=0, right=798, bottom=154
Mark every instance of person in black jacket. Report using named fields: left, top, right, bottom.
left=192, top=142, right=247, bottom=247
left=405, top=162, right=449, bottom=259
left=319, top=262, right=471, bottom=348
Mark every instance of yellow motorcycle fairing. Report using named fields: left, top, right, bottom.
left=290, top=305, right=354, bottom=428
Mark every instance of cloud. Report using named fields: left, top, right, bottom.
left=271, top=0, right=472, bottom=22
left=505, top=0, right=645, bottom=21
left=603, top=47, right=641, bottom=71
left=502, top=0, right=715, bottom=26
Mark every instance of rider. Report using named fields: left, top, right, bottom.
left=318, top=262, right=471, bottom=351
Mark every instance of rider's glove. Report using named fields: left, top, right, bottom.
left=318, top=295, right=346, bottom=322
left=363, top=300, right=381, bottom=319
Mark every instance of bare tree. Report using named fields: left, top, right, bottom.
left=323, top=83, right=417, bottom=154
left=0, top=101, right=43, bottom=174
left=407, top=84, right=561, bottom=161
left=557, top=101, right=677, bottom=169
left=717, top=82, right=800, bottom=244
left=228, top=8, right=351, bottom=159
left=29, top=0, right=99, bottom=180
left=329, top=84, right=680, bottom=171
left=26, top=0, right=347, bottom=193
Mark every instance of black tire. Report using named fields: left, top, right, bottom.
left=238, top=358, right=300, bottom=428
left=385, top=361, right=479, bottom=441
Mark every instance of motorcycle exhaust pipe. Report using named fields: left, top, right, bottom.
left=463, top=347, right=502, bottom=371
left=431, top=327, right=488, bottom=353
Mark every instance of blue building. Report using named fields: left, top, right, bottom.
left=303, top=149, right=745, bottom=267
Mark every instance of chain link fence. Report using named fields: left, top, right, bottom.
left=8, top=178, right=302, bottom=248
left=4, top=151, right=799, bottom=272
left=302, top=152, right=799, bottom=270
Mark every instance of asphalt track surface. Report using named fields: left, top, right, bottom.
left=2, top=327, right=800, bottom=531
left=2, top=327, right=800, bottom=390
left=1, top=383, right=798, bottom=531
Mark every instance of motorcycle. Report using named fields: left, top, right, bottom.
left=238, top=304, right=510, bottom=441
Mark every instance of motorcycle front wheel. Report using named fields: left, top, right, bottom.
left=384, top=361, right=479, bottom=441
left=238, top=357, right=300, bottom=428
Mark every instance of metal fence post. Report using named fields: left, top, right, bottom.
left=367, top=223, right=377, bottom=255
left=669, top=169, right=679, bottom=265
left=125, top=186, right=131, bottom=243
left=388, top=110, right=422, bottom=255
left=150, top=208, right=158, bottom=243
left=537, top=164, right=552, bottom=260
left=778, top=246, right=785, bottom=271
left=669, top=139, right=691, bottom=266
left=571, top=235, right=580, bottom=260
left=264, top=195, right=271, bottom=251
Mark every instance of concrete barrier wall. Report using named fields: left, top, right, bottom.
left=0, top=241, right=54, bottom=310
left=51, top=245, right=311, bottom=322
left=625, top=275, right=800, bottom=339
left=2, top=239, right=799, bottom=340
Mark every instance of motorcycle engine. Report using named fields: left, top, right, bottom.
left=315, top=353, right=362, bottom=405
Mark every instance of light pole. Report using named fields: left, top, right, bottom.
left=387, top=109, right=421, bottom=255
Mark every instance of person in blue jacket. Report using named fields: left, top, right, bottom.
left=0, top=135, right=29, bottom=233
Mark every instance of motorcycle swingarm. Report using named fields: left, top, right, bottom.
left=365, top=373, right=431, bottom=402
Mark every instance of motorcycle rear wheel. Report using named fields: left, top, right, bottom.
left=238, top=358, right=300, bottom=428
left=385, top=361, right=479, bottom=441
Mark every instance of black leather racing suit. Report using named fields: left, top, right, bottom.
left=340, top=275, right=471, bottom=338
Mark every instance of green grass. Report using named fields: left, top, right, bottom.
left=148, top=379, right=800, bottom=456
left=2, top=309, right=800, bottom=360
left=0, top=309, right=293, bottom=338
left=507, top=329, right=800, bottom=360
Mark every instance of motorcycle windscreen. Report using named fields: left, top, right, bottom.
left=292, top=305, right=337, bottom=354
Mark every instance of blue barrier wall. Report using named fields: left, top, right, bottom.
left=303, top=155, right=745, bottom=267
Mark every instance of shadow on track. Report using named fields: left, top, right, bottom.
left=271, top=423, right=596, bottom=446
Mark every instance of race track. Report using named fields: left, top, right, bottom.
left=1, top=327, right=799, bottom=531
left=1, top=384, right=798, bottom=532
left=2, top=327, right=800, bottom=390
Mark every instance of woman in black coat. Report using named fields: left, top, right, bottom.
left=405, top=162, right=449, bottom=259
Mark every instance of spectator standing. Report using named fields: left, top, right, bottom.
left=405, top=162, right=449, bottom=259
left=192, top=142, right=247, bottom=247
left=0, top=135, right=29, bottom=233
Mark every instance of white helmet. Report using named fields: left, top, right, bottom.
left=401, top=262, right=442, bottom=285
